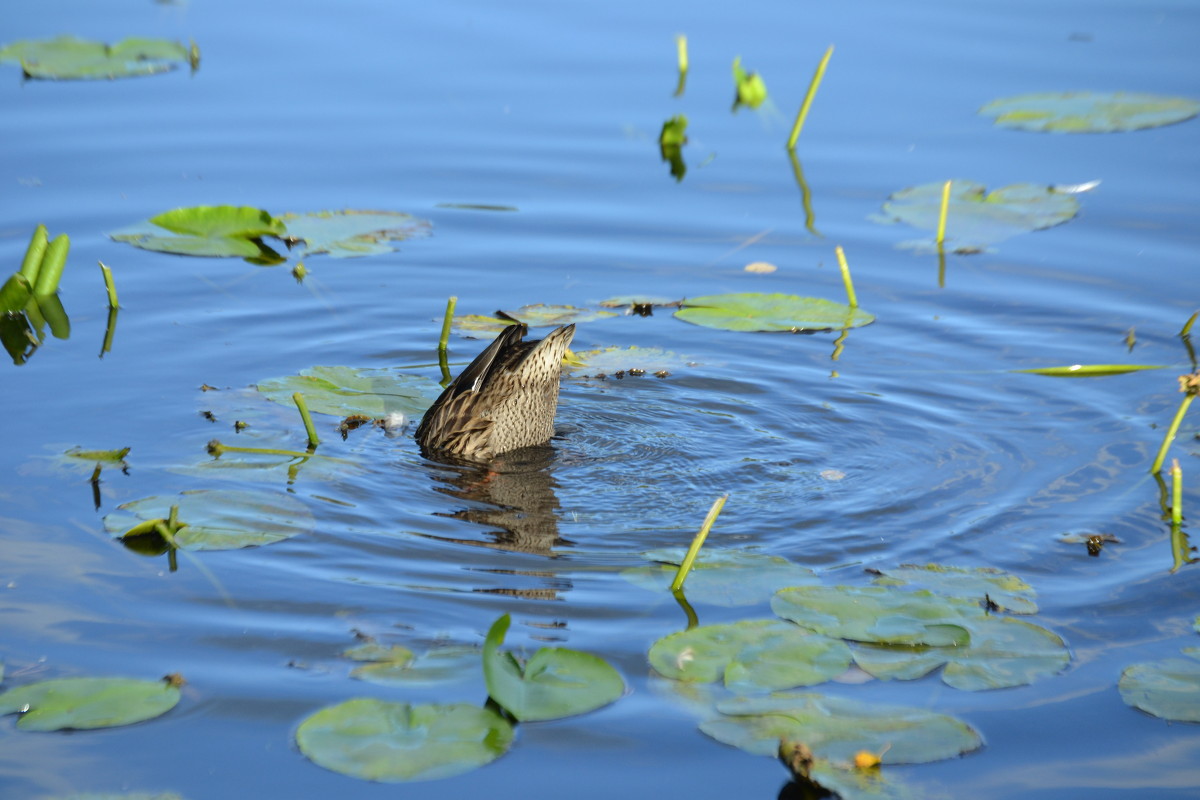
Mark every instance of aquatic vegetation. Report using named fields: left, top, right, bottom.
left=1120, top=618, right=1200, bottom=722
left=659, top=114, right=689, bottom=180
left=256, top=365, right=440, bottom=418
left=870, top=564, right=1038, bottom=614
left=104, top=488, right=314, bottom=551
left=0, top=36, right=197, bottom=80
left=0, top=676, right=181, bottom=731
left=674, top=292, right=875, bottom=332
left=277, top=210, right=432, bottom=258
left=787, top=45, right=834, bottom=149
left=980, top=91, right=1200, bottom=133
left=623, top=548, right=817, bottom=606
left=566, top=345, right=693, bottom=376
left=731, top=56, right=768, bottom=111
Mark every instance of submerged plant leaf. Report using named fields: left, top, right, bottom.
left=0, top=36, right=191, bottom=80
left=649, top=620, right=851, bottom=691
left=853, top=615, right=1070, bottom=690
left=876, top=180, right=1079, bottom=252
left=103, top=488, right=313, bottom=551
left=0, top=677, right=180, bottom=731
left=1119, top=656, right=1200, bottom=722
left=257, top=366, right=441, bottom=418
left=871, top=564, right=1038, bottom=614
left=980, top=91, right=1200, bottom=133
left=296, top=698, right=513, bottom=782
left=675, top=293, right=874, bottom=332
left=277, top=210, right=431, bottom=258
left=483, top=614, right=624, bottom=722
left=772, top=585, right=976, bottom=646
left=343, top=643, right=415, bottom=665
left=701, top=692, right=982, bottom=763
left=1014, top=364, right=1167, bottom=377
left=624, top=548, right=816, bottom=607
left=351, top=646, right=482, bottom=686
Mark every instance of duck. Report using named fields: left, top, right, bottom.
left=415, top=322, right=575, bottom=461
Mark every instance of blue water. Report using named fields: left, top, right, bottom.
left=2, top=0, right=1199, bottom=797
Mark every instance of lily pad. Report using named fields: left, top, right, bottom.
left=277, top=210, right=431, bottom=258
left=597, top=295, right=683, bottom=310
left=483, top=614, right=624, bottom=722
left=675, top=293, right=874, bottom=332
left=498, top=304, right=618, bottom=327
left=701, top=692, right=982, bottom=763
left=772, top=585, right=977, bottom=646
left=567, top=346, right=693, bottom=377
left=1119, top=656, right=1200, bottom=722
left=62, top=446, right=131, bottom=465
left=257, top=366, right=441, bottom=418
left=624, top=548, right=817, bottom=607
left=876, top=180, right=1079, bottom=252
left=103, top=488, right=313, bottom=551
left=871, top=564, right=1038, bottom=614
left=980, top=91, right=1200, bottom=133
left=649, top=620, right=852, bottom=691
left=109, top=206, right=286, bottom=260
left=0, top=36, right=192, bottom=80
left=352, top=646, right=482, bottom=687
left=0, top=677, right=180, bottom=731
left=852, top=615, right=1070, bottom=690
left=343, top=643, right=415, bottom=665
left=296, top=698, right=513, bottom=782
left=1014, top=364, right=1167, bottom=377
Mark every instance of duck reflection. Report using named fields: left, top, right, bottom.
left=422, top=444, right=574, bottom=557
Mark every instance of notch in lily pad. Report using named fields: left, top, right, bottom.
left=0, top=675, right=182, bottom=731
left=674, top=293, right=874, bottom=332
left=483, top=614, right=624, bottom=722
left=0, top=36, right=198, bottom=81
left=980, top=91, right=1200, bottom=133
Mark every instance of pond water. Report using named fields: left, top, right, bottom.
left=2, top=0, right=1199, bottom=797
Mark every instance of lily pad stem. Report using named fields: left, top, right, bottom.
left=670, top=494, right=728, bottom=592
left=936, top=180, right=952, bottom=250
left=1151, top=386, right=1196, bottom=474
left=1170, top=459, right=1183, bottom=529
left=439, top=296, right=457, bottom=354
left=834, top=246, right=857, bottom=308
left=207, top=439, right=341, bottom=461
left=19, top=225, right=48, bottom=283
left=786, top=45, right=833, bottom=150
left=293, top=392, right=320, bottom=448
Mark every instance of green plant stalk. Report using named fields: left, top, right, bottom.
left=1170, top=459, right=1182, bottom=528
left=439, top=295, right=457, bottom=353
left=293, top=392, right=320, bottom=448
left=670, top=494, right=728, bottom=592
left=19, top=225, right=48, bottom=283
left=100, top=306, right=118, bottom=358
left=1181, top=311, right=1198, bottom=338
left=786, top=45, right=834, bottom=150
left=99, top=261, right=119, bottom=309
left=676, top=34, right=688, bottom=73
left=1151, top=393, right=1195, bottom=474
left=168, top=504, right=180, bottom=532
left=207, top=439, right=342, bottom=461
left=33, top=234, right=69, bottom=297
left=936, top=180, right=952, bottom=249
left=834, top=246, right=857, bottom=308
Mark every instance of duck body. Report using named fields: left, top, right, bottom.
left=415, top=323, right=575, bottom=461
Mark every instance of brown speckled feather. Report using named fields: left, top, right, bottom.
left=415, top=323, right=575, bottom=461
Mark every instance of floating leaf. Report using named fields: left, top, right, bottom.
left=0, top=36, right=191, bottom=80
left=453, top=314, right=514, bottom=334
left=352, top=646, right=482, bottom=687
left=257, top=366, right=441, bottom=418
left=702, top=692, right=982, bottom=763
left=567, top=346, right=693, bottom=377
left=498, top=304, right=618, bottom=327
left=1119, top=656, right=1200, bottom=722
left=1014, top=364, right=1167, bottom=377
left=772, top=586, right=976, bottom=646
left=296, top=699, right=513, bottom=782
left=853, top=615, right=1070, bottom=690
left=980, top=91, right=1200, bottom=133
left=109, top=206, right=286, bottom=261
left=483, top=614, right=624, bottom=722
left=277, top=210, right=431, bottom=258
left=63, top=446, right=131, bottom=465
left=624, top=549, right=816, bottom=607
left=675, top=293, right=874, bottom=332
left=871, top=564, right=1038, bottom=614
left=876, top=180, right=1079, bottom=252
left=103, top=488, right=313, bottom=551
left=649, top=620, right=851, bottom=690
left=0, top=677, right=180, bottom=731
left=597, top=295, right=683, bottom=310
left=343, top=643, right=414, bottom=665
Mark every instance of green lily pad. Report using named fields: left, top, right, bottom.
left=876, top=180, right=1079, bottom=252
left=1014, top=364, right=1167, bottom=377
left=257, top=366, right=441, bottom=418
left=624, top=548, right=817, bottom=607
left=103, top=488, right=313, bottom=551
left=296, top=698, right=513, bottom=782
left=351, top=646, right=482, bottom=687
left=772, top=585, right=977, bottom=646
left=853, top=615, right=1070, bottom=690
left=980, top=91, right=1200, bottom=133
left=0, top=36, right=191, bottom=80
left=1119, top=657, right=1200, bottom=722
left=453, top=315, right=515, bottom=334
left=63, top=446, right=131, bottom=465
left=567, top=346, right=693, bottom=376
left=649, top=620, right=852, bottom=690
left=277, top=210, right=431, bottom=258
left=675, top=293, right=874, bottom=332
left=0, top=677, right=180, bottom=731
left=597, top=295, right=683, bottom=310
left=701, top=692, right=982, bottom=763
left=109, top=206, right=286, bottom=260
left=802, top=758, right=908, bottom=800
left=483, top=614, right=624, bottom=722
left=871, top=564, right=1038, bottom=614
left=343, top=643, right=415, bottom=665
left=498, top=304, right=618, bottom=327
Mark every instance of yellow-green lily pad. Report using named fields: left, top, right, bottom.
left=649, top=620, right=851, bottom=690
left=257, top=365, right=441, bottom=418
left=109, top=205, right=286, bottom=261
left=0, top=36, right=192, bottom=80
left=772, top=585, right=976, bottom=646
left=567, top=346, right=693, bottom=376
left=1014, top=364, right=1167, bottom=377
left=351, top=646, right=482, bottom=686
left=0, top=677, right=180, bottom=731
left=871, top=564, right=1038, bottom=614
left=498, top=304, right=618, bottom=327
left=277, top=210, right=431, bottom=258
left=1119, top=652, right=1200, bottom=722
left=296, top=699, right=514, bottom=782
left=980, top=91, right=1200, bottom=133
left=675, top=293, right=874, bottom=332
left=624, top=548, right=816, bottom=606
